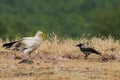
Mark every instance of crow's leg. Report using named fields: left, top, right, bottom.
left=84, top=53, right=91, bottom=59
left=84, top=54, right=88, bottom=59
left=88, top=53, right=90, bottom=56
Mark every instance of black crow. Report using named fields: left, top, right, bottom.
left=76, top=43, right=102, bottom=59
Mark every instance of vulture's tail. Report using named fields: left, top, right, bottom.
left=2, top=41, right=17, bottom=48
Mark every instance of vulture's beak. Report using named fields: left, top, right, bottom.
left=41, top=33, right=46, bottom=37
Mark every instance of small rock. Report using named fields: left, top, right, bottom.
left=15, top=56, right=22, bottom=60
left=100, top=56, right=108, bottom=62
left=62, top=53, right=80, bottom=59
left=19, top=59, right=34, bottom=64
left=100, top=54, right=120, bottom=62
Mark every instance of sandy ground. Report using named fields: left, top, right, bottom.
left=0, top=50, right=120, bottom=80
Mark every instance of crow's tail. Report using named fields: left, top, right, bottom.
left=95, top=51, right=102, bottom=55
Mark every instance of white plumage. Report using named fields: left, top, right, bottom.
left=3, top=31, right=46, bottom=57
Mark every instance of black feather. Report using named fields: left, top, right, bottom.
left=2, top=41, right=16, bottom=48
left=81, top=47, right=101, bottom=55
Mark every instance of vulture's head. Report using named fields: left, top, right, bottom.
left=35, top=31, right=46, bottom=38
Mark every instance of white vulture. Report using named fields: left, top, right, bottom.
left=3, top=31, right=46, bottom=57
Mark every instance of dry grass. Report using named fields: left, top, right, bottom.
left=0, top=35, right=120, bottom=80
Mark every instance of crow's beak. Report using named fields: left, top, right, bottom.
left=76, top=45, right=79, bottom=47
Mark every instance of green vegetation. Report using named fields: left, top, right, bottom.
left=0, top=0, right=120, bottom=39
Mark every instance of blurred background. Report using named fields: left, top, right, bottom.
left=0, top=0, right=120, bottom=39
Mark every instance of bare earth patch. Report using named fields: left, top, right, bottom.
left=0, top=50, right=120, bottom=80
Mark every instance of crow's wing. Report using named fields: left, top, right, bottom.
left=85, top=47, right=101, bottom=54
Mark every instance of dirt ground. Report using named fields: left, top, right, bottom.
left=0, top=50, right=120, bottom=80
left=0, top=37, right=120, bottom=80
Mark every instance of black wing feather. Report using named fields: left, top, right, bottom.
left=81, top=47, right=101, bottom=55
left=2, top=41, right=16, bottom=48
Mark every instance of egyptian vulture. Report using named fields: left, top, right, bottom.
left=76, top=43, right=102, bottom=59
left=3, top=31, right=46, bottom=57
